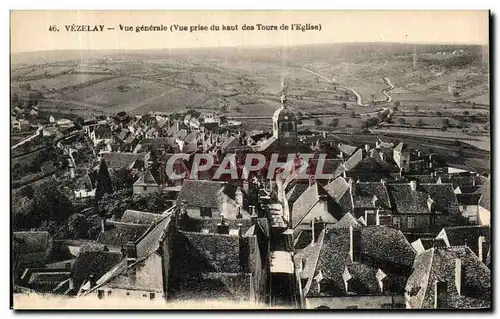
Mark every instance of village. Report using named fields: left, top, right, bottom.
left=10, top=85, right=491, bottom=309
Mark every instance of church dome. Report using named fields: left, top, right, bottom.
left=272, top=107, right=297, bottom=122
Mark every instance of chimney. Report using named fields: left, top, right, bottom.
left=427, top=196, right=435, bottom=213
left=237, top=222, right=243, bottom=237
left=217, top=214, right=229, bottom=234
left=235, top=186, right=243, bottom=207
left=100, top=218, right=106, bottom=233
left=410, top=180, right=417, bottom=191
left=314, top=217, right=325, bottom=243
left=349, top=225, right=362, bottom=262
left=309, top=175, right=315, bottom=187
left=379, top=152, right=386, bottom=161
left=435, top=281, right=448, bottom=309
left=375, top=209, right=381, bottom=226
left=126, top=240, right=137, bottom=267
left=478, top=236, right=489, bottom=263
left=380, top=178, right=386, bottom=186
left=250, top=205, right=258, bottom=225
left=455, top=258, right=463, bottom=296
left=376, top=140, right=380, bottom=148
left=365, top=144, right=370, bottom=152
left=322, top=131, right=327, bottom=139
left=88, top=274, right=97, bottom=289
left=236, top=206, right=243, bottom=219
left=472, top=177, right=476, bottom=187
left=372, top=195, right=378, bottom=208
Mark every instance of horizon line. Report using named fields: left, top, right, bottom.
left=10, top=40, right=489, bottom=55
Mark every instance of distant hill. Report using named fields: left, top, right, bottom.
left=11, top=42, right=488, bottom=66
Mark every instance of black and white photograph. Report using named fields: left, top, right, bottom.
left=9, top=10, right=491, bottom=310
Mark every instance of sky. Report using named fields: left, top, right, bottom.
left=10, top=10, right=489, bottom=53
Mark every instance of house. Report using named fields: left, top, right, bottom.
left=351, top=180, right=392, bottom=226
left=74, top=173, right=96, bottom=199
left=324, top=177, right=354, bottom=214
left=80, top=216, right=173, bottom=300
left=435, top=226, right=490, bottom=264
left=295, top=225, right=416, bottom=309
left=456, top=193, right=482, bottom=224
left=99, top=152, right=148, bottom=172
left=405, top=246, right=491, bottom=309
left=168, top=216, right=268, bottom=303
left=411, top=238, right=447, bottom=255
left=474, top=181, right=490, bottom=226
left=13, top=231, right=53, bottom=282
left=133, top=168, right=161, bottom=195
left=288, top=182, right=344, bottom=229
left=340, top=148, right=400, bottom=182
left=97, top=221, right=154, bottom=249
left=386, top=181, right=461, bottom=232
left=176, top=180, right=251, bottom=220
left=53, top=246, right=123, bottom=295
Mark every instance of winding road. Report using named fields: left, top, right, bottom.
left=301, top=67, right=369, bottom=106
left=382, top=77, right=395, bottom=103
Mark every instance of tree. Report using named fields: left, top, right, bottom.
left=361, top=117, right=380, bottom=129
left=398, top=118, right=406, bottom=125
left=394, top=101, right=401, bottom=107
left=234, top=106, right=242, bottom=113
left=329, top=118, right=339, bottom=127
left=314, top=119, right=323, bottom=126
left=350, top=111, right=357, bottom=118
left=416, top=119, right=425, bottom=128
left=341, top=103, right=347, bottom=109
left=413, top=106, right=419, bottom=113
left=95, top=159, right=114, bottom=206
left=442, top=118, right=451, bottom=128
left=463, top=111, right=470, bottom=116
left=436, top=111, right=442, bottom=117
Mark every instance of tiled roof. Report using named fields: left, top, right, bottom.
left=475, top=181, right=490, bottom=211
left=352, top=182, right=391, bottom=209
left=387, top=183, right=459, bottom=215
left=405, top=246, right=491, bottom=309
left=179, top=216, right=252, bottom=235
left=285, top=183, right=309, bottom=208
left=404, top=175, right=438, bottom=184
left=97, top=222, right=151, bottom=248
left=309, top=158, right=343, bottom=178
left=170, top=272, right=253, bottom=302
left=330, top=213, right=362, bottom=229
left=220, top=136, right=239, bottom=152
left=440, top=226, right=490, bottom=257
left=300, top=226, right=416, bottom=298
left=101, top=152, right=146, bottom=170
left=13, top=231, right=51, bottom=254
left=70, top=251, right=123, bottom=288
left=419, top=238, right=447, bottom=250
left=456, top=194, right=482, bottom=206
left=338, top=143, right=358, bottom=157
left=171, top=231, right=243, bottom=274
left=176, top=180, right=225, bottom=208
left=291, top=183, right=341, bottom=228
left=324, top=177, right=353, bottom=213
left=120, top=210, right=166, bottom=225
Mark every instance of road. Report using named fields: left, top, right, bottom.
left=382, top=77, right=395, bottom=103
left=301, top=67, right=369, bottom=106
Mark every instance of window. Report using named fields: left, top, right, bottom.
left=126, top=292, right=130, bottom=296
left=393, top=217, right=400, bottom=228
left=97, top=290, right=104, bottom=299
left=200, top=207, right=212, bottom=218
left=463, top=205, right=468, bottom=210
left=107, top=290, right=112, bottom=296
left=381, top=303, right=392, bottom=309
left=143, top=186, right=147, bottom=191
left=408, top=216, right=416, bottom=229
left=150, top=293, right=156, bottom=300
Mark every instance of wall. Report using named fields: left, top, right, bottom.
left=299, top=201, right=337, bottom=226
left=459, top=205, right=479, bottom=224
left=305, top=294, right=405, bottom=309
left=92, top=287, right=163, bottom=300
left=394, top=214, right=430, bottom=231
left=478, top=206, right=490, bottom=226
left=133, top=184, right=161, bottom=195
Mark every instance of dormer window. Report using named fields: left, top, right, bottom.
left=376, top=268, right=390, bottom=293
left=342, top=267, right=355, bottom=294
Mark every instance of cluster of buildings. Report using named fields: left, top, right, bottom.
left=12, top=91, right=491, bottom=309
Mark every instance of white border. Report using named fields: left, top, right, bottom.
left=2, top=1, right=498, bottom=318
